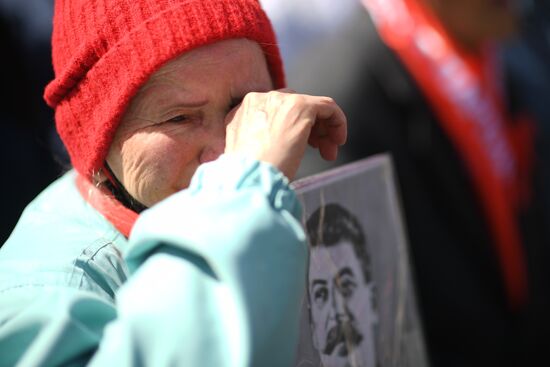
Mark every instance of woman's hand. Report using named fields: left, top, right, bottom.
left=224, top=90, right=347, bottom=181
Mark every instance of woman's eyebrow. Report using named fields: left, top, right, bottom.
left=141, top=92, right=210, bottom=112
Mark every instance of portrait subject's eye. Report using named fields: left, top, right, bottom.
left=339, top=278, right=357, bottom=299
left=313, top=285, right=328, bottom=307
left=335, top=267, right=358, bottom=299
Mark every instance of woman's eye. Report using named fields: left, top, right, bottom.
left=165, top=115, right=189, bottom=124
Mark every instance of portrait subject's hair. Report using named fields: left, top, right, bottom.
left=306, top=203, right=372, bottom=283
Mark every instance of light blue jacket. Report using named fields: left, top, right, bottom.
left=0, top=156, right=307, bottom=366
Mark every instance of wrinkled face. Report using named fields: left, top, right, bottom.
left=309, top=241, right=377, bottom=367
left=424, top=0, right=519, bottom=50
left=106, top=39, right=273, bottom=207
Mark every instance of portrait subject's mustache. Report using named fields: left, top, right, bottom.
left=323, top=320, right=363, bottom=356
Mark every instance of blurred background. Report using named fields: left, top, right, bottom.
left=0, top=0, right=67, bottom=244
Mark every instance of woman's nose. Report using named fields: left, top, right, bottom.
left=199, top=117, right=226, bottom=164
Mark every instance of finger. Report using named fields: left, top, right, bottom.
left=310, top=133, right=338, bottom=160
left=308, top=128, right=325, bottom=150
left=312, top=97, right=344, bottom=121
left=318, top=139, right=338, bottom=161
left=326, top=118, right=347, bottom=145
left=224, top=104, right=240, bottom=125
left=311, top=98, right=348, bottom=145
left=276, top=88, right=297, bottom=94
left=310, top=120, right=346, bottom=150
left=308, top=133, right=320, bottom=148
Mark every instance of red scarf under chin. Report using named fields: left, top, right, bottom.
left=361, top=0, right=534, bottom=309
left=76, top=174, right=139, bottom=238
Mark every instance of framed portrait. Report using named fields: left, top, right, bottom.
left=292, top=154, right=428, bottom=367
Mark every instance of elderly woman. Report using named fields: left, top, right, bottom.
left=0, top=0, right=346, bottom=366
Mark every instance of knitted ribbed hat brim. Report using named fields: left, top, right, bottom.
left=44, top=0, right=285, bottom=177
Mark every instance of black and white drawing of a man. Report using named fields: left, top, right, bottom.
left=306, top=203, right=378, bottom=367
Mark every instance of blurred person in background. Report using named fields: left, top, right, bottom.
left=0, top=0, right=66, bottom=245
left=288, top=0, right=550, bottom=366
left=0, top=0, right=347, bottom=365
left=505, top=0, right=550, bottom=234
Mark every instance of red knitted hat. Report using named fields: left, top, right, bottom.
left=44, top=0, right=285, bottom=177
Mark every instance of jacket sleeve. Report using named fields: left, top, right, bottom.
left=0, top=155, right=308, bottom=367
